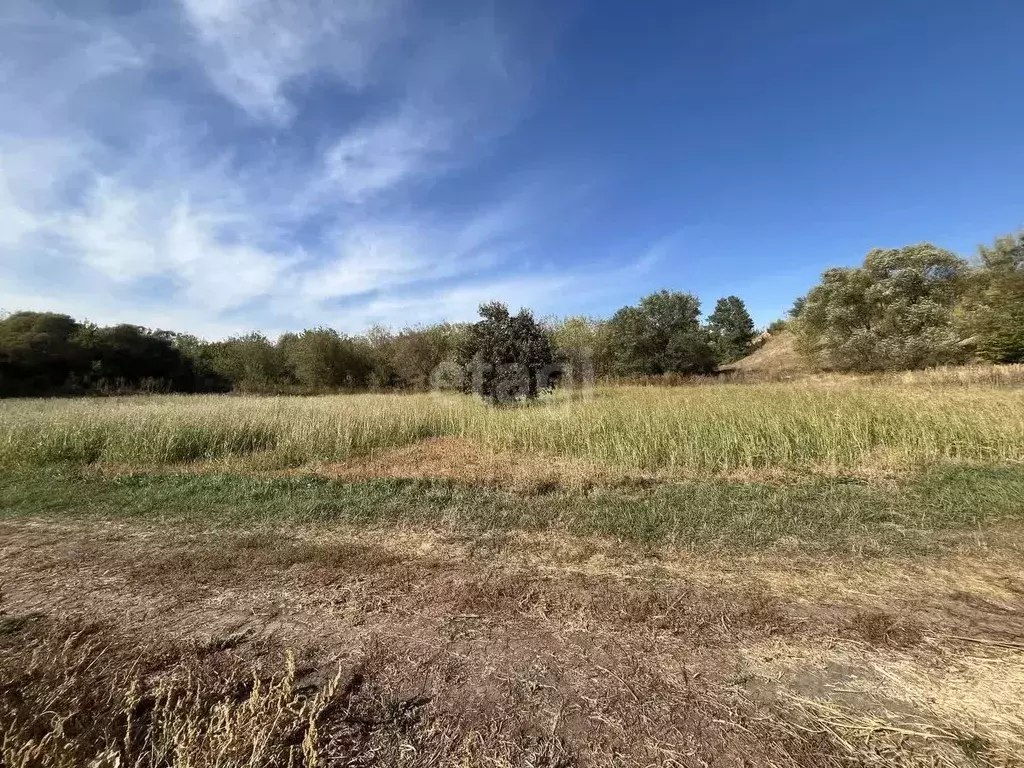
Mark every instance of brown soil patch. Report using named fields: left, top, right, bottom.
left=308, top=436, right=646, bottom=492
left=4, top=519, right=1024, bottom=766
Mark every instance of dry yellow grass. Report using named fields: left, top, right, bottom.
left=721, top=330, right=812, bottom=378
left=743, top=639, right=1024, bottom=766
left=2, top=378, right=1022, bottom=476
left=4, top=515, right=1024, bottom=767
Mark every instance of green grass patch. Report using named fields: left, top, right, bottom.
left=2, top=466, right=1022, bottom=552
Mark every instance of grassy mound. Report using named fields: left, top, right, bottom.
left=721, top=330, right=812, bottom=379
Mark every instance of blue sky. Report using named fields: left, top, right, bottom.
left=1, top=0, right=1022, bottom=339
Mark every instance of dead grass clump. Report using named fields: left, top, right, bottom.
left=312, top=435, right=639, bottom=492
left=0, top=618, right=542, bottom=768
left=850, top=610, right=925, bottom=649
left=114, top=534, right=415, bottom=592
left=601, top=583, right=789, bottom=643
left=0, top=619, right=355, bottom=768
left=0, top=615, right=830, bottom=768
left=437, top=571, right=791, bottom=644
left=740, top=639, right=1024, bottom=766
left=779, top=695, right=998, bottom=767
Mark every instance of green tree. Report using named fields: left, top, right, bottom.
left=206, top=333, right=290, bottom=392
left=0, top=312, right=86, bottom=395
left=707, top=296, right=756, bottom=364
left=77, top=324, right=194, bottom=392
left=606, top=290, right=716, bottom=376
left=958, top=231, right=1024, bottom=363
left=458, top=302, right=554, bottom=404
left=548, top=315, right=611, bottom=383
left=362, top=325, right=398, bottom=389
left=0, top=313, right=214, bottom=395
left=170, top=334, right=232, bottom=392
left=794, top=244, right=969, bottom=371
left=279, top=328, right=373, bottom=390
left=390, top=323, right=467, bottom=390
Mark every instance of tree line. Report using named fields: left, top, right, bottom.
left=1, top=229, right=1020, bottom=398
left=0, top=291, right=754, bottom=398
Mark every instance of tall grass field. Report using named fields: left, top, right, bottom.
left=5, top=378, right=1024, bottom=768
left=3, top=378, right=1023, bottom=475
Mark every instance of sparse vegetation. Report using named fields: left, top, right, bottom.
left=3, top=513, right=1024, bottom=767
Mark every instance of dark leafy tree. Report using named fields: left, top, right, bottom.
left=665, top=329, right=718, bottom=374
left=0, top=313, right=216, bottom=395
left=458, top=302, right=554, bottom=404
left=0, top=312, right=86, bottom=395
left=76, top=324, right=196, bottom=392
left=707, top=296, right=756, bottom=364
left=171, top=334, right=232, bottom=392
left=606, top=290, right=716, bottom=376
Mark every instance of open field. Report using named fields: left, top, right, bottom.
left=3, top=377, right=1024, bottom=766
left=3, top=378, right=1024, bottom=474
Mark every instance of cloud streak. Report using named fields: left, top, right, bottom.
left=177, top=0, right=404, bottom=123
left=0, top=1, right=644, bottom=339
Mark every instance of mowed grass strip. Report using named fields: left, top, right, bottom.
left=1, top=382, right=1023, bottom=474
left=3, top=465, right=1022, bottom=551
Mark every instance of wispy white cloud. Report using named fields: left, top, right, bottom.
left=333, top=255, right=649, bottom=333
left=353, top=276, right=575, bottom=329
left=0, top=2, right=146, bottom=127
left=177, top=0, right=403, bottom=123
left=63, top=178, right=162, bottom=282
left=301, top=226, right=448, bottom=302
left=298, top=207, right=517, bottom=305
left=0, top=0, right=640, bottom=339
left=0, top=165, right=41, bottom=249
left=321, top=108, right=453, bottom=204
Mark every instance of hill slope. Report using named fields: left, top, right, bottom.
left=721, top=330, right=812, bottom=378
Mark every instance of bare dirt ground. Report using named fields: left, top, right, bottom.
left=3, top=517, right=1024, bottom=766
